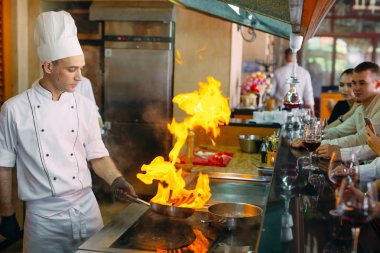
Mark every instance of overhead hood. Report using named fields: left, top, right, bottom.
left=170, top=0, right=336, bottom=40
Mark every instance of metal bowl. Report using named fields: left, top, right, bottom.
left=238, top=135, right=263, bottom=153
left=207, top=202, right=263, bottom=230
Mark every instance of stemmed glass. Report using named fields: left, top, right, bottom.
left=281, top=192, right=294, bottom=242
left=336, top=178, right=378, bottom=252
left=328, top=152, right=359, bottom=216
left=299, top=108, right=311, bottom=127
left=280, top=167, right=298, bottom=191
left=328, top=152, right=359, bottom=186
left=301, top=118, right=322, bottom=170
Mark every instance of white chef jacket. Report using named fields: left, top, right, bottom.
left=74, top=77, right=102, bottom=120
left=0, top=81, right=109, bottom=201
left=33, top=76, right=102, bottom=120
left=270, top=62, right=315, bottom=106
left=75, top=77, right=97, bottom=105
left=322, top=94, right=380, bottom=147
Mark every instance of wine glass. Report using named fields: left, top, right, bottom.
left=301, top=118, right=322, bottom=170
left=328, top=152, right=359, bottom=216
left=300, top=108, right=311, bottom=127
left=336, top=178, right=378, bottom=252
left=328, top=152, right=359, bottom=186
left=280, top=167, right=298, bottom=191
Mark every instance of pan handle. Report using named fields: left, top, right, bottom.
left=123, top=193, right=151, bottom=206
left=133, top=197, right=151, bottom=206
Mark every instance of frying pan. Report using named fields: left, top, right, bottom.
left=126, top=195, right=195, bottom=219
left=202, top=202, right=263, bottom=230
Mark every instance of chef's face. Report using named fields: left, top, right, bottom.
left=50, top=55, right=85, bottom=93
left=352, top=70, right=379, bottom=104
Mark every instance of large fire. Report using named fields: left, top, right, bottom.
left=137, top=76, right=231, bottom=208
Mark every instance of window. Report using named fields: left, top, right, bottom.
left=302, top=0, right=380, bottom=87
left=334, top=38, right=372, bottom=83
left=303, top=37, right=333, bottom=88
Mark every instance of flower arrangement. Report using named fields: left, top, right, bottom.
left=241, top=72, right=270, bottom=95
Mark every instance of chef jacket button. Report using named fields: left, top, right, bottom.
left=71, top=106, right=74, bottom=109
left=70, top=153, right=73, bottom=156
left=72, top=176, right=76, bottom=179
left=46, top=154, right=49, bottom=157
left=71, top=129, right=74, bottom=132
left=41, top=129, right=45, bottom=132
left=37, top=105, right=40, bottom=108
left=53, top=177, right=57, bottom=180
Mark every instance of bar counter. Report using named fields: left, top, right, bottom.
left=77, top=145, right=271, bottom=252
left=256, top=138, right=380, bottom=253
left=78, top=136, right=380, bottom=252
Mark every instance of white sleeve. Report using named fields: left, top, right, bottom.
left=80, top=77, right=102, bottom=120
left=80, top=78, right=97, bottom=105
left=340, top=145, right=377, bottom=162
left=322, top=111, right=362, bottom=146
left=332, top=105, right=380, bottom=147
left=359, top=157, right=380, bottom=181
left=270, top=71, right=279, bottom=98
left=323, top=115, right=356, bottom=139
left=84, top=102, right=109, bottom=160
left=302, top=71, right=315, bottom=106
left=0, top=103, right=17, bottom=167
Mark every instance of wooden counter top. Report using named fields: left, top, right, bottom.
left=190, top=145, right=270, bottom=175
left=194, top=125, right=279, bottom=147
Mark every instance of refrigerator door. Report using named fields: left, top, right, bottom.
left=103, top=122, right=171, bottom=196
left=103, top=48, right=173, bottom=196
left=104, top=48, right=173, bottom=123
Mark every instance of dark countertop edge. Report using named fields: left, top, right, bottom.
left=256, top=138, right=296, bottom=253
left=256, top=138, right=340, bottom=253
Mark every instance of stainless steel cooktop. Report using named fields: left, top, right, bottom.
left=77, top=173, right=270, bottom=253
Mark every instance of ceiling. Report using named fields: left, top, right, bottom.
left=169, top=0, right=336, bottom=41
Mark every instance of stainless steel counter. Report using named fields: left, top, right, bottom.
left=77, top=173, right=271, bottom=252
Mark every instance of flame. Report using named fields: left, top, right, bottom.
left=137, top=76, right=231, bottom=208
left=156, top=229, right=209, bottom=253
left=168, top=77, right=231, bottom=163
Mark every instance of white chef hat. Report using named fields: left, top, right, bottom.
left=34, top=11, right=83, bottom=63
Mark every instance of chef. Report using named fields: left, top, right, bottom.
left=0, top=11, right=136, bottom=253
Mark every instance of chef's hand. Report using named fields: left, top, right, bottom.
left=111, top=176, right=137, bottom=202
left=316, top=144, right=341, bottom=161
left=0, top=213, right=21, bottom=241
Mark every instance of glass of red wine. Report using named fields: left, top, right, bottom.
left=328, top=152, right=359, bottom=216
left=301, top=118, right=322, bottom=170
left=336, top=178, right=378, bottom=252
left=328, top=152, right=359, bottom=186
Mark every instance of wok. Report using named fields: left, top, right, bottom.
left=127, top=195, right=195, bottom=219
left=202, top=202, right=263, bottom=230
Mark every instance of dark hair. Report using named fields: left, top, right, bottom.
left=285, top=48, right=292, bottom=57
left=354, top=61, right=380, bottom=79
left=339, top=68, right=354, bottom=78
